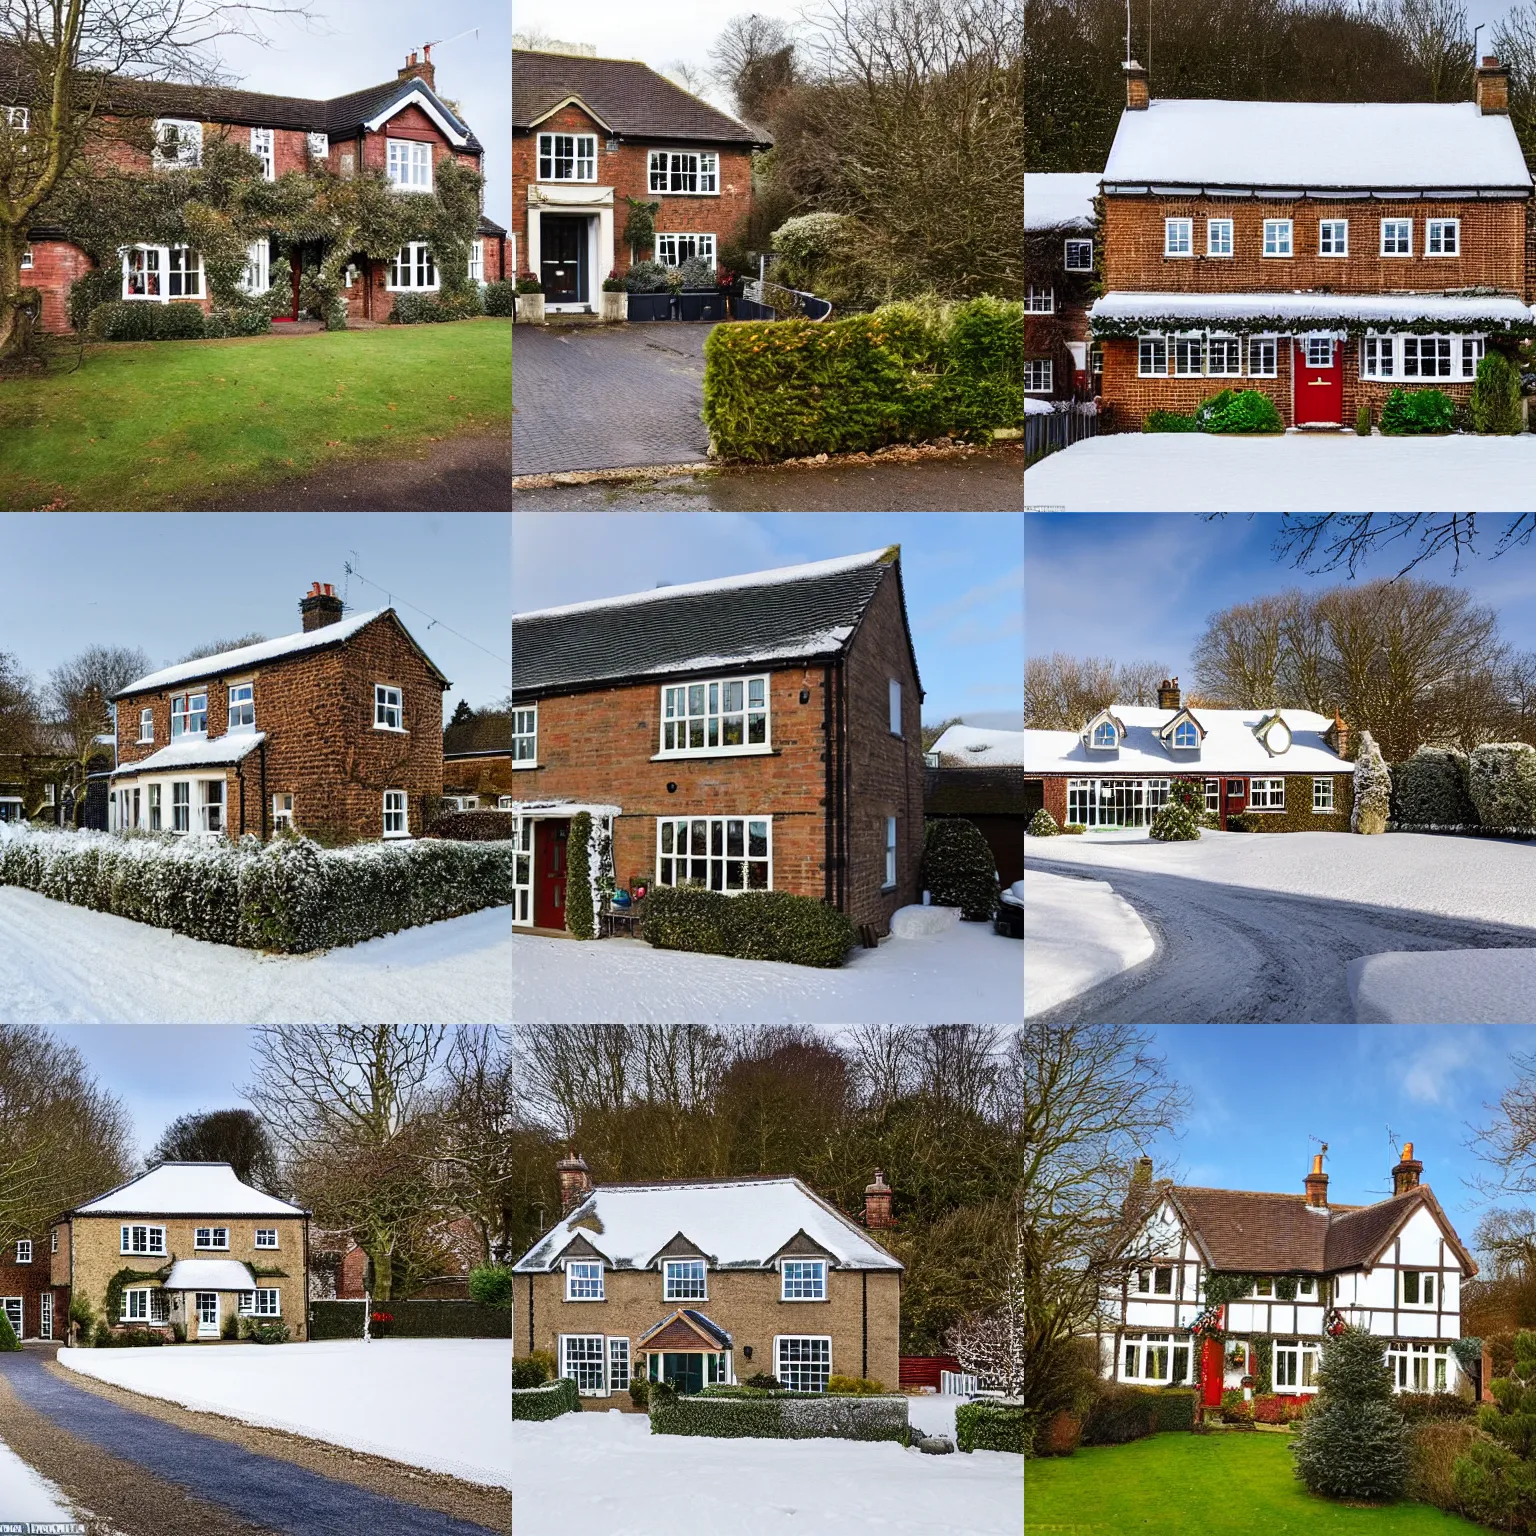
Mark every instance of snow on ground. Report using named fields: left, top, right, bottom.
left=0, top=888, right=511, bottom=1024
left=1349, top=949, right=1536, bottom=1024
left=59, top=1339, right=511, bottom=1489
left=1024, top=868, right=1155, bottom=1018
left=1027, top=830, right=1536, bottom=931
left=511, top=1407, right=1019, bottom=1536
left=907, top=1394, right=972, bottom=1441
left=1024, top=432, right=1536, bottom=512
left=514, top=919, right=1021, bottom=1024
left=0, top=1432, right=80, bottom=1524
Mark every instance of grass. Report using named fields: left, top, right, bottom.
left=0, top=319, right=511, bottom=510
left=1025, top=1433, right=1485, bottom=1534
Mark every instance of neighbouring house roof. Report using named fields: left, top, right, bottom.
left=1024, top=706, right=1347, bottom=774
left=512, top=50, right=765, bottom=146
left=477, top=214, right=508, bottom=237
left=924, top=765, right=1027, bottom=817
left=1090, top=290, right=1536, bottom=335
left=67, top=1163, right=307, bottom=1218
left=110, top=732, right=266, bottom=778
left=512, top=1177, right=903, bottom=1273
left=162, top=1258, right=259, bottom=1291
left=1102, top=99, right=1532, bottom=193
left=512, top=548, right=918, bottom=698
left=930, top=725, right=1025, bottom=767
left=1025, top=172, right=1100, bottom=231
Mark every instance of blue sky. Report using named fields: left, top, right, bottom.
left=1144, top=1026, right=1536, bottom=1257
left=1026, top=513, right=1536, bottom=683
left=0, top=513, right=510, bottom=723
left=215, top=1, right=511, bottom=228
left=512, top=512, right=1024, bottom=727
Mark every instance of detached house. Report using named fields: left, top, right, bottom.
left=512, top=49, right=769, bottom=311
left=109, top=582, right=449, bottom=845
left=513, top=1154, right=902, bottom=1402
left=1025, top=172, right=1101, bottom=400
left=0, top=1231, right=67, bottom=1342
left=1094, top=58, right=1536, bottom=428
left=53, top=1162, right=310, bottom=1342
left=1024, top=678, right=1354, bottom=831
left=1108, top=1146, right=1476, bottom=1405
left=509, top=548, right=926, bottom=937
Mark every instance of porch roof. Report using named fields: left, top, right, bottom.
left=162, top=1259, right=258, bottom=1291
left=111, top=733, right=266, bottom=778
left=637, top=1308, right=732, bottom=1351
left=1091, top=290, right=1536, bottom=336
left=509, top=800, right=621, bottom=819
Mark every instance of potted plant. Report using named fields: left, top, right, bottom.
left=370, top=1309, right=394, bottom=1338
left=514, top=272, right=544, bottom=324
left=676, top=255, right=722, bottom=321
left=624, top=260, right=673, bottom=321
left=600, top=269, right=627, bottom=323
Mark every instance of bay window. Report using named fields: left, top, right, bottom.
left=1403, top=335, right=1453, bottom=378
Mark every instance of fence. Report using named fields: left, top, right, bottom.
left=899, top=1354, right=961, bottom=1391
left=742, top=279, right=832, bottom=322
left=940, top=1370, right=980, bottom=1396
left=1025, top=399, right=1099, bottom=462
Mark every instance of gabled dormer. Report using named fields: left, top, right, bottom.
left=1253, top=712, right=1292, bottom=757
left=1082, top=707, right=1126, bottom=753
left=1155, top=706, right=1206, bottom=757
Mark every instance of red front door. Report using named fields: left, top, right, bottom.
left=534, top=819, right=570, bottom=929
left=1294, top=336, right=1343, bottom=425
left=1202, top=1336, right=1225, bottom=1407
left=1222, top=777, right=1247, bottom=827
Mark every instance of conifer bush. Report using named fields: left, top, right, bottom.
left=1381, top=388, right=1455, bottom=435
left=921, top=819, right=1000, bottom=919
left=1451, top=1329, right=1536, bottom=1528
left=1149, top=803, right=1201, bottom=841
left=0, top=1309, right=17, bottom=1351
left=1351, top=731, right=1392, bottom=834
left=1026, top=808, right=1060, bottom=837
left=565, top=812, right=595, bottom=940
left=1394, top=748, right=1478, bottom=827
left=1472, top=351, right=1524, bottom=435
left=1195, top=388, right=1283, bottom=433
left=1291, top=1324, right=1410, bottom=1501
left=1469, top=744, right=1536, bottom=831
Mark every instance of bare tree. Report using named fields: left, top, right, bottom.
left=709, top=12, right=798, bottom=123
left=1191, top=595, right=1288, bottom=707
left=1112, top=661, right=1167, bottom=708
left=48, top=642, right=150, bottom=779
left=1228, top=511, right=1536, bottom=579
left=0, top=651, right=41, bottom=758
left=663, top=59, right=712, bottom=98
left=947, top=1217, right=1024, bottom=1393
left=1382, top=0, right=1472, bottom=100
left=177, top=633, right=266, bottom=663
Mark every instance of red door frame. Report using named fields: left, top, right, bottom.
left=1201, top=1335, right=1225, bottom=1407
left=1293, top=337, right=1343, bottom=425
left=533, top=819, right=570, bottom=929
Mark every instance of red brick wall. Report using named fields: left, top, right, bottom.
left=22, top=240, right=95, bottom=332
left=0, top=1237, right=68, bottom=1340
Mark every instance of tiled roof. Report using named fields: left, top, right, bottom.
left=513, top=50, right=766, bottom=146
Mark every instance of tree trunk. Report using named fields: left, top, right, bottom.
left=368, top=1239, right=394, bottom=1301
left=0, top=227, right=33, bottom=360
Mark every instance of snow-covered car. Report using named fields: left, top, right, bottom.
left=995, top=880, right=1022, bottom=939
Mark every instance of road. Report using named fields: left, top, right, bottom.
left=0, top=1346, right=505, bottom=1536
left=1025, top=857, right=1536, bottom=1023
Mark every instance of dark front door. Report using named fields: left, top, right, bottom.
left=1223, top=777, right=1247, bottom=825
left=662, top=1353, right=704, bottom=1395
left=533, top=819, right=570, bottom=929
left=541, top=216, right=586, bottom=305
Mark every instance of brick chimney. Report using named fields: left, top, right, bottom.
left=1157, top=677, right=1181, bottom=711
left=1124, top=59, right=1149, bottom=111
left=299, top=581, right=344, bottom=632
left=398, top=45, right=437, bottom=92
left=557, top=1151, right=592, bottom=1214
left=1476, top=56, right=1509, bottom=115
left=864, top=1169, right=895, bottom=1230
left=1392, top=1142, right=1424, bottom=1197
left=1304, top=1152, right=1329, bottom=1208
left=1324, top=709, right=1351, bottom=761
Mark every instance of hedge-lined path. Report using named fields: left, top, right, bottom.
left=0, top=1346, right=507, bottom=1536
left=512, top=322, right=712, bottom=474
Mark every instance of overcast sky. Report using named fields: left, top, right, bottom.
left=1, top=513, right=510, bottom=724
left=513, top=512, right=1023, bottom=728
left=214, top=0, right=511, bottom=228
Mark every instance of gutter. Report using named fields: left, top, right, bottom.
left=823, top=663, right=834, bottom=906
left=260, top=738, right=268, bottom=840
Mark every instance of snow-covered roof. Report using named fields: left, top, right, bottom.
left=508, top=800, right=623, bottom=818
left=1024, top=706, right=1347, bottom=773
left=71, top=1163, right=306, bottom=1217
left=930, top=725, right=1024, bottom=767
left=110, top=732, right=266, bottom=778
left=1025, top=172, right=1100, bottom=230
left=1091, top=290, right=1536, bottom=334
left=163, top=1259, right=259, bottom=1291
left=1103, top=100, right=1532, bottom=192
left=513, top=1177, right=903, bottom=1273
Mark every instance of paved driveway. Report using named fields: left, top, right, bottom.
left=512, top=323, right=712, bottom=474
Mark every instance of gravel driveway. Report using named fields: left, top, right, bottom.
left=1025, top=858, right=1536, bottom=1023
left=512, top=323, right=712, bottom=473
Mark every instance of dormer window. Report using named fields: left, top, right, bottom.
left=1092, top=721, right=1117, bottom=747
left=1255, top=714, right=1292, bottom=755
left=1173, top=721, right=1198, bottom=749
left=664, top=1259, right=708, bottom=1300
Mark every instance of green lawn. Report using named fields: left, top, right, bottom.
left=0, top=319, right=511, bottom=510
left=1025, top=1433, right=1484, bottom=1534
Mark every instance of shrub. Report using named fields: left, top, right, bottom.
left=69, top=1296, right=94, bottom=1344
left=1027, top=808, right=1059, bottom=837
left=1394, top=748, right=1478, bottom=828
left=308, top=1301, right=364, bottom=1340
left=426, top=810, right=515, bottom=842
left=921, top=818, right=1000, bottom=920
left=629, top=1375, right=651, bottom=1409
left=68, top=268, right=122, bottom=333
left=1221, top=1389, right=1255, bottom=1425
left=204, top=305, right=273, bottom=338
left=742, top=1373, right=784, bottom=1390
left=0, top=1310, right=17, bottom=1351
left=483, top=280, right=516, bottom=316
left=1381, top=388, right=1455, bottom=435
left=515, top=272, right=543, bottom=294
left=1356, top=402, right=1372, bottom=436
left=1196, top=388, right=1283, bottom=433
left=88, top=301, right=207, bottom=341
left=1472, top=350, right=1524, bottom=435
left=1398, top=1392, right=1477, bottom=1423
left=468, top=1266, right=514, bottom=1306
left=513, top=1377, right=580, bottom=1421
left=1061, top=823, right=1085, bottom=834
left=601, top=269, right=626, bottom=293
left=566, top=811, right=595, bottom=940
left=826, top=1375, right=886, bottom=1395
left=1039, top=1410, right=1081, bottom=1456
left=639, top=883, right=855, bottom=968
left=623, top=260, right=672, bottom=293
left=221, top=1310, right=239, bottom=1339
left=1144, top=409, right=1199, bottom=432
left=93, top=1319, right=114, bottom=1348
left=1352, top=731, right=1392, bottom=835
left=1226, top=811, right=1259, bottom=832
left=1411, top=1419, right=1488, bottom=1513
left=95, top=1327, right=167, bottom=1348
left=251, top=1321, right=290, bottom=1344
left=1080, top=1386, right=1196, bottom=1445
left=391, top=292, right=450, bottom=325
left=1292, top=1324, right=1410, bottom=1501
left=1252, top=1394, right=1312, bottom=1425
left=513, top=1354, right=551, bottom=1388
left=651, top=1391, right=908, bottom=1442
left=1452, top=1435, right=1536, bottom=1529
left=1149, top=802, right=1201, bottom=842
left=1469, top=744, right=1536, bottom=831
left=676, top=254, right=715, bottom=290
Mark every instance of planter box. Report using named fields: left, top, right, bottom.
left=515, top=292, right=545, bottom=324
left=678, top=291, right=725, bottom=322
left=627, top=291, right=674, bottom=321
left=600, top=289, right=627, bottom=322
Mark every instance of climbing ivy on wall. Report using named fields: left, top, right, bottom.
left=104, top=1262, right=173, bottom=1325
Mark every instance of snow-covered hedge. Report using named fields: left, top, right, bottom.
left=957, top=1400, right=1028, bottom=1455
left=0, top=827, right=513, bottom=952
left=1027, top=808, right=1059, bottom=837
left=639, top=884, right=856, bottom=968
left=1469, top=743, right=1536, bottom=831
left=1393, top=748, right=1477, bottom=828
left=513, top=1378, right=580, bottom=1421
left=650, top=1389, right=909, bottom=1442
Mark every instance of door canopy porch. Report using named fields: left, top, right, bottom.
left=637, top=1307, right=733, bottom=1354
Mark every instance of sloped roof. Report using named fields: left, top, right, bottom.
left=931, top=725, right=1025, bottom=767
left=163, top=1259, right=259, bottom=1291
left=69, top=1163, right=305, bottom=1217
left=513, top=549, right=913, bottom=697
left=1025, top=172, right=1100, bottom=231
left=637, top=1308, right=732, bottom=1350
left=110, top=731, right=266, bottom=778
left=512, top=1176, right=902, bottom=1273
left=513, top=50, right=765, bottom=146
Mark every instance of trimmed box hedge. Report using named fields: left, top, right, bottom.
left=957, top=1400, right=1027, bottom=1454
left=639, top=883, right=855, bottom=968
left=483, top=281, right=516, bottom=317
left=307, top=1299, right=511, bottom=1340
left=650, top=1390, right=909, bottom=1442
left=426, top=810, right=516, bottom=842
left=309, top=1302, right=365, bottom=1340
left=1081, top=1386, right=1197, bottom=1445
left=88, top=301, right=210, bottom=341
left=0, top=825, right=512, bottom=953
left=513, top=1378, right=580, bottom=1421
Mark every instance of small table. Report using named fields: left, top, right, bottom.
left=601, top=907, right=642, bottom=939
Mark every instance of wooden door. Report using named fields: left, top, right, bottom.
left=1294, top=336, right=1343, bottom=424
left=534, top=820, right=570, bottom=929
left=1202, top=1336, right=1225, bottom=1407
left=1222, top=778, right=1247, bottom=826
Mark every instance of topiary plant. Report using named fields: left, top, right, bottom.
left=1026, top=808, right=1059, bottom=837
left=1471, top=350, right=1523, bottom=435
left=566, top=811, right=595, bottom=940
left=468, top=1266, right=513, bottom=1305
left=1292, top=1324, right=1410, bottom=1501
left=1450, top=1328, right=1536, bottom=1526
left=1351, top=731, right=1392, bottom=834
left=1394, top=747, right=1478, bottom=827
left=0, top=1308, right=18, bottom=1351
left=1149, top=802, right=1201, bottom=842
left=921, top=819, right=1001, bottom=920
left=1469, top=743, right=1536, bottom=831
left=513, top=1355, right=550, bottom=1388
left=1356, top=402, right=1372, bottom=436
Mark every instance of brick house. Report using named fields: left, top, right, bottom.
left=509, top=547, right=926, bottom=938
left=108, top=582, right=449, bottom=845
left=1094, top=58, right=1536, bottom=428
left=513, top=1154, right=902, bottom=1404
left=924, top=725, right=1026, bottom=887
left=1025, top=172, right=1101, bottom=401
left=1024, top=677, right=1355, bottom=831
left=12, top=45, right=507, bottom=332
left=512, top=49, right=768, bottom=311
left=52, top=1162, right=310, bottom=1342
left=443, top=748, right=515, bottom=809
left=0, top=1231, right=68, bottom=1342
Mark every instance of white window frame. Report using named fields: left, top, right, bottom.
left=1091, top=721, right=1118, bottom=748
left=1135, top=1265, right=1175, bottom=1295
left=1024, top=359, right=1053, bottom=393
left=386, top=137, right=433, bottom=190
left=194, top=1227, right=229, bottom=1250
left=250, top=126, right=275, bottom=180
left=238, top=1288, right=281, bottom=1317
left=1172, top=333, right=1203, bottom=377
left=1119, top=1331, right=1190, bottom=1385
left=201, top=779, right=224, bottom=836
left=663, top=1259, right=708, bottom=1301
left=122, top=1287, right=152, bottom=1322
left=780, top=1258, right=828, bottom=1301
left=121, top=1224, right=166, bottom=1256
left=1138, top=334, right=1168, bottom=377
left=1173, top=721, right=1199, bottom=748
left=50, top=1230, right=58, bottom=1255
left=383, top=790, right=409, bottom=839
left=512, top=706, right=538, bottom=764
left=272, top=793, right=293, bottom=832
left=152, top=118, right=203, bottom=169
left=1426, top=218, right=1459, bottom=256
left=1463, top=336, right=1487, bottom=377
left=659, top=675, right=769, bottom=756
left=539, top=132, right=597, bottom=184
left=1205, top=335, right=1242, bottom=377
left=1381, top=218, right=1412, bottom=256
left=1318, top=219, right=1349, bottom=257
left=307, top=132, right=329, bottom=160
left=1312, top=777, right=1335, bottom=812
left=1024, top=285, right=1055, bottom=313
left=888, top=679, right=903, bottom=737
left=170, top=693, right=207, bottom=738
left=648, top=148, right=719, bottom=195
left=254, top=1228, right=279, bottom=1249
left=1206, top=218, right=1233, bottom=257
left=0, top=1298, right=20, bottom=1338
left=657, top=815, right=772, bottom=893
left=1249, top=777, right=1286, bottom=811
left=884, top=815, right=897, bottom=890
left=1388, top=1341, right=1452, bottom=1393
left=566, top=1261, right=605, bottom=1301
left=561, top=1334, right=607, bottom=1394
left=609, top=1336, right=631, bottom=1391
left=227, top=681, right=255, bottom=732
left=1204, top=779, right=1220, bottom=813
left=1164, top=218, right=1192, bottom=256
left=123, top=244, right=203, bottom=303
left=239, top=240, right=271, bottom=296
left=3, top=107, right=28, bottom=132
left=138, top=708, right=154, bottom=744
left=19, top=244, right=32, bottom=269
left=1246, top=335, right=1278, bottom=377
left=1403, top=334, right=1453, bottom=379
left=374, top=684, right=405, bottom=732
left=655, top=232, right=716, bottom=269
left=1400, top=1269, right=1438, bottom=1308
left=1273, top=1339, right=1322, bottom=1394
left=1361, top=332, right=1396, bottom=380
left=148, top=783, right=162, bottom=832
left=15, top=1241, right=31, bottom=1265
left=468, top=238, right=484, bottom=283
left=1064, top=238, right=1093, bottom=271
left=387, top=242, right=438, bottom=291
left=775, top=1335, right=832, bottom=1393
left=1304, top=335, right=1334, bottom=369
left=1262, top=219, right=1293, bottom=258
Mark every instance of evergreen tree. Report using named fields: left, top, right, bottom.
left=448, top=700, right=475, bottom=729
left=0, top=1308, right=17, bottom=1351
left=1352, top=731, right=1392, bottom=835
left=1292, top=1325, right=1409, bottom=1500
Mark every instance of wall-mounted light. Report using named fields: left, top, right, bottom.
left=799, top=688, right=810, bottom=704
left=666, top=782, right=678, bottom=794
left=743, top=1344, right=753, bottom=1360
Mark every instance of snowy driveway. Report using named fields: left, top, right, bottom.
left=0, top=888, right=512, bottom=1024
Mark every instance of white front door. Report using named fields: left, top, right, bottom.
left=196, top=1291, right=219, bottom=1338
left=0, top=1297, right=21, bottom=1339
left=40, top=1293, right=52, bottom=1340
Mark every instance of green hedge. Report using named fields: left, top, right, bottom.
left=483, top=281, right=516, bottom=317
left=391, top=290, right=486, bottom=325
left=309, top=1302, right=365, bottom=1340
left=1144, top=409, right=1199, bottom=432
left=0, top=826, right=512, bottom=953
left=639, top=883, right=855, bottom=968
left=204, top=306, right=273, bottom=338
left=69, top=269, right=121, bottom=333
left=702, top=296, right=1023, bottom=461
left=957, top=1401, right=1028, bottom=1454
left=1081, top=1386, right=1197, bottom=1445
left=88, top=301, right=209, bottom=341
left=467, top=1266, right=513, bottom=1305
left=650, top=1392, right=908, bottom=1442
left=1381, top=388, right=1455, bottom=435
left=307, top=1299, right=510, bottom=1339
left=513, top=1378, right=580, bottom=1421
left=425, top=810, right=516, bottom=842
left=1195, top=388, right=1283, bottom=433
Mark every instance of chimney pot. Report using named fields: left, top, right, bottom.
left=1124, top=59, right=1149, bottom=111
left=1304, top=1152, right=1329, bottom=1208
left=299, top=582, right=346, bottom=633
left=1157, top=676, right=1182, bottom=711
left=556, top=1151, right=593, bottom=1214
left=1392, top=1143, right=1424, bottom=1197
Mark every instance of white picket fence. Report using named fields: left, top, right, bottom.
left=940, top=1370, right=980, bottom=1396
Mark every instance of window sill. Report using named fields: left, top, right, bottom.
left=511, top=761, right=540, bottom=770
left=382, top=832, right=412, bottom=841
left=651, top=746, right=776, bottom=761
left=373, top=724, right=409, bottom=734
